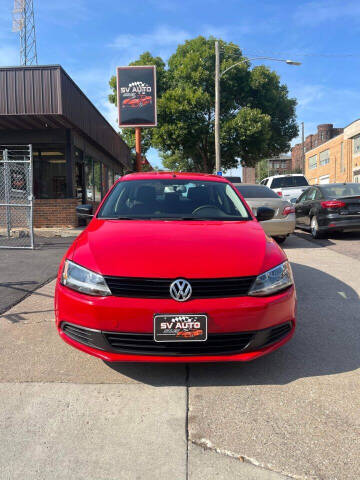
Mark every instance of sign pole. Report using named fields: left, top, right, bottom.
left=135, top=127, right=142, bottom=172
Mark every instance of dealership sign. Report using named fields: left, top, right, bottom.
left=116, top=66, right=157, bottom=128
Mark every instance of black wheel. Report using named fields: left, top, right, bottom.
left=274, top=236, right=286, bottom=244
left=310, top=216, right=323, bottom=239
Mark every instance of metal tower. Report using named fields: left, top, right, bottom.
left=12, top=0, right=38, bottom=66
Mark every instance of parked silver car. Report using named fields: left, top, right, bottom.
left=234, top=183, right=296, bottom=243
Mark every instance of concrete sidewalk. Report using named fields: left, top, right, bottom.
left=0, top=234, right=359, bottom=479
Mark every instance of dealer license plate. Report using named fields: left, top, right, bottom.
left=154, top=314, right=207, bottom=342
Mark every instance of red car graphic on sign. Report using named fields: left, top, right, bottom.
left=176, top=330, right=203, bottom=338
left=122, top=94, right=152, bottom=108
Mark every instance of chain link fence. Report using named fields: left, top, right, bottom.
left=0, top=145, right=34, bottom=249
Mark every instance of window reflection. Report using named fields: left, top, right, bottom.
left=33, top=148, right=66, bottom=198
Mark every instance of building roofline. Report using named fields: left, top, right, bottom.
left=344, top=118, right=360, bottom=129
left=0, top=64, right=121, bottom=141
left=305, top=131, right=344, bottom=156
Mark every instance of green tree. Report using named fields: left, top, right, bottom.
left=109, top=37, right=298, bottom=172
left=255, top=159, right=270, bottom=183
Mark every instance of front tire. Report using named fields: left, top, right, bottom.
left=310, top=216, right=323, bottom=239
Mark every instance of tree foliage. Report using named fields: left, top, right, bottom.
left=109, top=37, right=298, bottom=172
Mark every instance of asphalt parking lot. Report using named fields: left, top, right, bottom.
left=295, top=228, right=360, bottom=261
left=0, top=234, right=359, bottom=479
left=0, top=236, right=75, bottom=315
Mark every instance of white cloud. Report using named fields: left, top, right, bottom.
left=295, top=84, right=326, bottom=108
left=294, top=0, right=360, bottom=26
left=110, top=25, right=191, bottom=52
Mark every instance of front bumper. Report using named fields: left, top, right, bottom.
left=58, top=320, right=295, bottom=362
left=55, top=283, right=296, bottom=362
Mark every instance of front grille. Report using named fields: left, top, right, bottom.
left=62, top=323, right=106, bottom=350
left=264, top=322, right=292, bottom=347
left=104, top=331, right=254, bottom=356
left=103, top=276, right=256, bottom=299
left=61, top=321, right=293, bottom=357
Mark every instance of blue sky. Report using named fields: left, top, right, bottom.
left=1, top=0, right=360, bottom=170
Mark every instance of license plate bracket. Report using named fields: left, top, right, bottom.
left=154, top=314, right=207, bottom=342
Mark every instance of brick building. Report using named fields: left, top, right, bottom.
left=266, top=154, right=291, bottom=175
left=305, top=119, right=360, bottom=184
left=291, top=124, right=343, bottom=172
left=0, top=65, right=131, bottom=228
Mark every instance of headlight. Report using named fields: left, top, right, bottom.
left=61, top=260, right=111, bottom=296
left=248, top=261, right=293, bottom=296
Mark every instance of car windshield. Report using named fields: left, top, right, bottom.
left=98, top=179, right=251, bottom=220
left=235, top=184, right=279, bottom=199
left=271, top=176, right=309, bottom=188
left=321, top=183, right=360, bottom=198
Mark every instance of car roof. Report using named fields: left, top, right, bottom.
left=121, top=172, right=228, bottom=183
left=235, top=183, right=268, bottom=186
left=318, top=182, right=358, bottom=187
left=266, top=174, right=306, bottom=179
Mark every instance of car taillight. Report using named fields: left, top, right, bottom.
left=277, top=191, right=283, bottom=196
left=283, top=206, right=295, bottom=215
left=320, top=200, right=346, bottom=209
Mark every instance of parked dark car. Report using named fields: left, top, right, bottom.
left=295, top=183, right=360, bottom=238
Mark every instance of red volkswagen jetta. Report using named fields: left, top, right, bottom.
left=55, top=172, right=296, bottom=362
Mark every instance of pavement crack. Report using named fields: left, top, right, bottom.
left=190, top=438, right=299, bottom=479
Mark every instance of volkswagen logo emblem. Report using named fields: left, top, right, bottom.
left=169, top=279, right=192, bottom=302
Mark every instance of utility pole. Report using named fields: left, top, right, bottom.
left=301, top=121, right=305, bottom=173
left=214, top=41, right=221, bottom=173
left=135, top=127, right=142, bottom=172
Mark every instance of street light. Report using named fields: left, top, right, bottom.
left=214, top=41, right=302, bottom=173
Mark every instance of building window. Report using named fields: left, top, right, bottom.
left=340, top=142, right=345, bottom=172
left=93, top=160, right=102, bottom=201
left=85, top=156, right=94, bottom=202
left=108, top=168, right=114, bottom=189
left=33, top=148, right=67, bottom=199
left=319, top=149, right=330, bottom=166
left=308, top=154, right=317, bottom=170
left=353, top=135, right=360, bottom=156
left=102, top=164, right=108, bottom=196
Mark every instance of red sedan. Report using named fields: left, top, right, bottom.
left=122, top=94, right=152, bottom=108
left=55, top=172, right=296, bottom=362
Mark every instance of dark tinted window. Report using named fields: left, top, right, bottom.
left=321, top=184, right=360, bottom=198
left=98, top=179, right=251, bottom=220
left=225, top=176, right=242, bottom=183
left=270, top=176, right=309, bottom=188
left=235, top=184, right=279, bottom=198
left=296, top=188, right=310, bottom=203
left=305, top=188, right=317, bottom=201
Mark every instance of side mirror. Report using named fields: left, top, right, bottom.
left=76, top=204, right=93, bottom=217
left=256, top=206, right=275, bottom=222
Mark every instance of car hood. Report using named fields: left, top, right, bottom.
left=70, top=218, right=286, bottom=278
